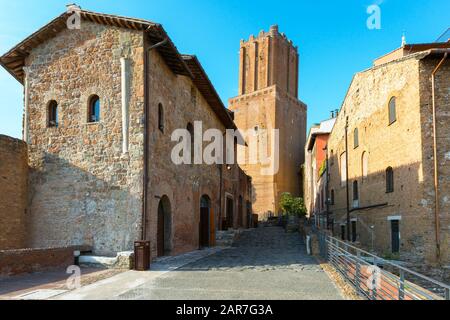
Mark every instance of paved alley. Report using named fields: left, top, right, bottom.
left=116, top=227, right=344, bottom=300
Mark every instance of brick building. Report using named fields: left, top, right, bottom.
left=324, top=41, right=449, bottom=266
left=229, top=26, right=307, bottom=219
left=0, top=7, right=252, bottom=258
left=304, top=117, right=336, bottom=226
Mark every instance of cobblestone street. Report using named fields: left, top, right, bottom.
left=118, top=227, right=344, bottom=300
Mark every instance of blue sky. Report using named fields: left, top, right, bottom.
left=0, top=0, right=449, bottom=139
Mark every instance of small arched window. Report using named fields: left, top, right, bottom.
left=354, top=128, right=359, bottom=148
left=48, top=100, right=58, bottom=128
left=88, top=95, right=100, bottom=123
left=353, top=181, right=359, bottom=201
left=386, top=167, right=394, bottom=193
left=389, top=97, right=397, bottom=125
left=158, top=103, right=164, bottom=133
left=187, top=123, right=194, bottom=164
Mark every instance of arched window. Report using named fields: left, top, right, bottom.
left=88, top=95, right=100, bottom=123
left=354, top=128, right=359, bottom=148
left=330, top=189, right=335, bottom=205
left=187, top=123, right=194, bottom=164
left=158, top=103, right=164, bottom=133
left=48, top=100, right=58, bottom=128
left=389, top=97, right=397, bottom=125
left=386, top=167, right=394, bottom=193
left=353, top=181, right=359, bottom=201
left=362, top=152, right=368, bottom=179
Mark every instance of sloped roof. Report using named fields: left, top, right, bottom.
left=0, top=8, right=236, bottom=129
left=306, top=118, right=336, bottom=151
left=0, top=9, right=192, bottom=82
left=182, top=55, right=235, bottom=129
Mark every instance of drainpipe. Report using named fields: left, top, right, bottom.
left=345, top=116, right=350, bottom=241
left=141, top=35, right=168, bottom=241
left=431, top=52, right=448, bottom=260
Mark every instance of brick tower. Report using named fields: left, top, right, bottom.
left=229, top=25, right=307, bottom=219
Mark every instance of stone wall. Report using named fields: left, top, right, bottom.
left=145, top=47, right=250, bottom=258
left=25, top=22, right=145, bottom=256
left=0, top=135, right=28, bottom=250
left=326, top=54, right=449, bottom=265
left=19, top=18, right=252, bottom=260
left=418, top=57, right=450, bottom=265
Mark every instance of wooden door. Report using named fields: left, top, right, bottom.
left=199, top=208, right=210, bottom=248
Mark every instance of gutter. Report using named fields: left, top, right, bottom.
left=141, top=34, right=168, bottom=241
left=431, top=51, right=448, bottom=260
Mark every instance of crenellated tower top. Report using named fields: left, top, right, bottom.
left=238, top=25, right=299, bottom=98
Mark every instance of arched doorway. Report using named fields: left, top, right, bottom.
left=157, top=196, right=172, bottom=257
left=199, top=195, right=211, bottom=248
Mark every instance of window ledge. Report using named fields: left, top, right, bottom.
left=86, top=122, right=103, bottom=126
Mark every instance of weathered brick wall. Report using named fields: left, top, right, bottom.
left=326, top=56, right=437, bottom=264
left=0, top=245, right=90, bottom=277
left=418, top=58, right=450, bottom=265
left=145, top=47, right=247, bottom=258
left=25, top=22, right=145, bottom=256
left=230, top=26, right=306, bottom=220
left=0, top=135, right=28, bottom=250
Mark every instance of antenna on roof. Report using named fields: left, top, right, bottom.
left=401, top=31, right=407, bottom=47
left=66, top=3, right=81, bottom=11
left=435, top=28, right=450, bottom=43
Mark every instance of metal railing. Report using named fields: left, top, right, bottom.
left=318, top=232, right=450, bottom=300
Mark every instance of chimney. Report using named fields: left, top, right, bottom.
left=335, top=109, right=339, bottom=117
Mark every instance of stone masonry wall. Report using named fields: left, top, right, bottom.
left=327, top=56, right=437, bottom=264
left=146, top=47, right=248, bottom=258
left=418, top=57, right=450, bottom=265
left=25, top=22, right=145, bottom=256
left=0, top=135, right=28, bottom=250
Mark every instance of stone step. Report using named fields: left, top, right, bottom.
left=79, top=251, right=134, bottom=270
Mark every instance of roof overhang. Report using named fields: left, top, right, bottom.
left=0, top=9, right=192, bottom=83
left=182, top=55, right=236, bottom=130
